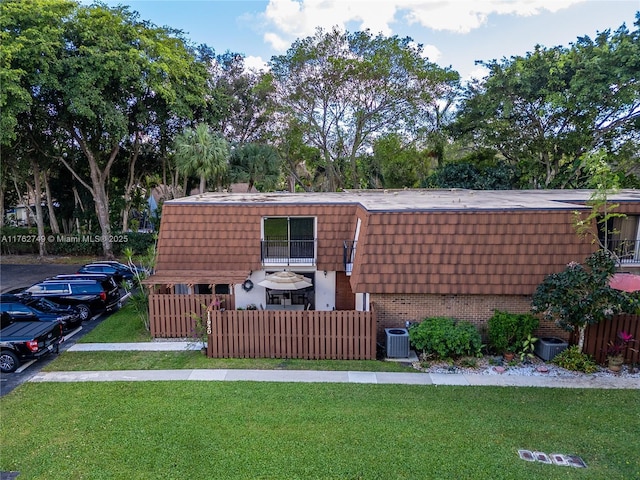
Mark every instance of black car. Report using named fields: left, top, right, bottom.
left=99, top=260, right=150, bottom=275
left=77, top=263, right=136, bottom=288
left=0, top=294, right=82, bottom=331
left=24, top=277, right=121, bottom=321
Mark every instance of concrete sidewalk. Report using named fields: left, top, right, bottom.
left=46, top=342, right=639, bottom=389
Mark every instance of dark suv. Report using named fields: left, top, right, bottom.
left=77, top=263, right=135, bottom=288
left=24, top=277, right=121, bottom=321
left=0, top=294, right=82, bottom=332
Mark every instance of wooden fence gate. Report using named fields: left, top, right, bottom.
left=149, top=294, right=232, bottom=338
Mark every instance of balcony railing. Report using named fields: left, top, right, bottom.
left=608, top=239, right=640, bottom=264
left=344, top=240, right=357, bottom=275
left=261, top=238, right=316, bottom=265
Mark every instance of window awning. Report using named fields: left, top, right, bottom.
left=142, top=270, right=250, bottom=286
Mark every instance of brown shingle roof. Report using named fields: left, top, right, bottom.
left=142, top=270, right=249, bottom=286
left=348, top=209, right=596, bottom=295
left=154, top=189, right=640, bottom=295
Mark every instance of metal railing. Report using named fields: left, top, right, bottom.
left=261, top=238, right=316, bottom=265
left=343, top=240, right=357, bottom=275
left=608, top=239, right=640, bottom=264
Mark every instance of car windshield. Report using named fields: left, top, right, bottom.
left=32, top=298, right=63, bottom=312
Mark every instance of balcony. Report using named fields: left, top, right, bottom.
left=344, top=240, right=357, bottom=275
left=261, top=238, right=316, bottom=266
left=609, top=239, right=640, bottom=265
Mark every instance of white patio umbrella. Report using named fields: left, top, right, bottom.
left=258, top=271, right=312, bottom=290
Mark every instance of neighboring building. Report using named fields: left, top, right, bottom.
left=5, top=204, right=36, bottom=227
left=146, top=189, right=640, bottom=340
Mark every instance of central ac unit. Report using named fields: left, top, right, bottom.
left=534, top=337, right=568, bottom=361
left=385, top=328, right=410, bottom=358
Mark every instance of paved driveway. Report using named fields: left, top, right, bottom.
left=0, top=263, right=82, bottom=293
left=0, top=311, right=110, bottom=396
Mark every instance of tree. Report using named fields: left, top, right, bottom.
left=531, top=250, right=637, bottom=352
left=173, top=124, right=230, bottom=194
left=229, top=143, right=281, bottom=192
left=0, top=0, right=75, bottom=146
left=364, top=133, right=431, bottom=188
left=425, top=158, right=518, bottom=190
left=2, top=0, right=207, bottom=257
left=198, top=49, right=276, bottom=145
left=573, top=150, right=626, bottom=258
left=453, top=17, right=640, bottom=188
left=270, top=27, right=458, bottom=191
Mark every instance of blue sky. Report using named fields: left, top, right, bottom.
left=100, top=0, right=638, bottom=79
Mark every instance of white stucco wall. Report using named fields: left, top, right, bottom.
left=314, top=270, right=335, bottom=311
left=234, top=269, right=336, bottom=310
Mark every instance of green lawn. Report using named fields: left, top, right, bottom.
left=4, top=300, right=638, bottom=479
left=78, top=302, right=152, bottom=343
left=71, top=301, right=413, bottom=372
left=1, top=383, right=638, bottom=479
left=43, top=351, right=415, bottom=372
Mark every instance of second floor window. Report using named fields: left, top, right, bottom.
left=603, top=215, right=640, bottom=264
left=263, top=217, right=315, bottom=261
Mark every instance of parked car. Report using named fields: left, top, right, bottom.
left=0, top=319, right=63, bottom=373
left=23, top=277, right=121, bottom=321
left=77, top=263, right=135, bottom=288
left=98, top=260, right=151, bottom=277
left=0, top=294, right=82, bottom=332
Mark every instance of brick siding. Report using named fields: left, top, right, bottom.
left=372, top=293, right=570, bottom=341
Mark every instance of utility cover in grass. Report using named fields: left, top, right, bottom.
left=518, top=450, right=586, bottom=468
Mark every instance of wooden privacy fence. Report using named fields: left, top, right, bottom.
left=582, top=314, right=640, bottom=364
left=149, top=294, right=233, bottom=338
left=207, top=309, right=377, bottom=360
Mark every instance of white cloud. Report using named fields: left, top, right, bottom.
left=261, top=0, right=587, bottom=49
left=466, top=64, right=490, bottom=83
left=421, top=44, right=441, bottom=62
left=244, top=55, right=270, bottom=72
left=263, top=0, right=400, bottom=51
left=399, top=0, right=585, bottom=33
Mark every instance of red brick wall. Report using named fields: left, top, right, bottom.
left=371, top=293, right=570, bottom=341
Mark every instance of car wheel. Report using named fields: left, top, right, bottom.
left=0, top=350, right=19, bottom=373
left=76, top=304, right=91, bottom=321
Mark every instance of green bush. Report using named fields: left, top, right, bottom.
left=0, top=226, right=40, bottom=254
left=0, top=227, right=155, bottom=256
left=551, top=345, right=599, bottom=373
left=487, top=310, right=539, bottom=354
left=408, top=317, right=482, bottom=360
left=122, top=232, right=156, bottom=255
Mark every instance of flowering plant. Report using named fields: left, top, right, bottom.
left=607, top=331, right=637, bottom=358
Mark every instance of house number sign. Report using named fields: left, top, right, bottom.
left=206, top=311, right=212, bottom=334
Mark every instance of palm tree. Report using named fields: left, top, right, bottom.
left=173, top=124, right=230, bottom=194
left=230, top=142, right=282, bottom=191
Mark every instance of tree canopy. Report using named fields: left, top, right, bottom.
left=452, top=18, right=640, bottom=189
left=2, top=0, right=207, bottom=256
left=1, top=2, right=638, bottom=258
left=270, top=27, right=459, bottom=191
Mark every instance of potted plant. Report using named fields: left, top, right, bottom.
left=606, top=331, right=638, bottom=372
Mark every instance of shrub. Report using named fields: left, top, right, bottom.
left=0, top=228, right=156, bottom=257
left=551, top=345, right=599, bottom=373
left=408, top=317, right=482, bottom=360
left=487, top=310, right=539, bottom=354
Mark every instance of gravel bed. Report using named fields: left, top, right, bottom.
left=413, top=355, right=640, bottom=378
